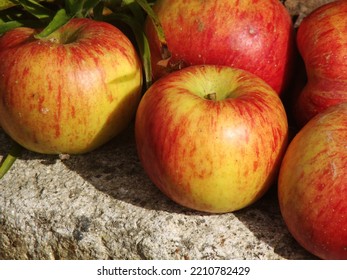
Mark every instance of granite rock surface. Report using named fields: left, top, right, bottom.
left=284, top=0, right=336, bottom=26
left=0, top=125, right=315, bottom=260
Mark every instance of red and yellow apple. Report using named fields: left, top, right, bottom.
left=145, top=0, right=294, bottom=95
left=295, top=0, right=347, bottom=127
left=278, top=102, right=347, bottom=260
left=0, top=18, right=142, bottom=154
left=135, top=65, right=288, bottom=213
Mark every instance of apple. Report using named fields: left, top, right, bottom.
left=0, top=18, right=142, bottom=154
left=135, top=65, right=288, bottom=213
left=295, top=0, right=347, bottom=127
left=278, top=102, right=347, bottom=260
left=144, top=0, right=295, bottom=95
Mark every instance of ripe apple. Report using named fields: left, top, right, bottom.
left=295, top=0, right=347, bottom=127
left=145, top=0, right=295, bottom=95
left=278, top=102, right=347, bottom=260
left=0, top=18, right=142, bottom=154
left=135, top=65, right=288, bottom=213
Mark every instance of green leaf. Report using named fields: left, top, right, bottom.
left=0, top=0, right=58, bottom=11
left=0, top=7, right=23, bottom=22
left=122, top=0, right=144, bottom=24
left=35, top=8, right=71, bottom=38
left=83, top=0, right=102, bottom=13
left=92, top=1, right=104, bottom=20
left=64, top=0, right=101, bottom=18
left=15, top=0, right=54, bottom=20
left=0, top=4, right=44, bottom=34
left=134, top=0, right=165, bottom=45
left=107, top=12, right=152, bottom=89
left=0, top=0, right=17, bottom=11
left=103, top=0, right=122, bottom=10
left=65, top=0, right=84, bottom=17
left=133, top=0, right=170, bottom=61
left=0, top=19, right=23, bottom=33
left=0, top=142, right=22, bottom=180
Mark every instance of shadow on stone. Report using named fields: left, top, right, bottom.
left=234, top=187, right=317, bottom=260
left=59, top=123, right=315, bottom=259
left=0, top=130, right=13, bottom=157
left=61, top=122, right=194, bottom=214
left=0, top=129, right=60, bottom=166
left=0, top=123, right=316, bottom=259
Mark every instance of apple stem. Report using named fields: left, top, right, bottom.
left=205, top=92, right=217, bottom=101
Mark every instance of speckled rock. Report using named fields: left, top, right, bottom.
left=284, top=0, right=336, bottom=26
left=0, top=1, right=331, bottom=260
left=0, top=124, right=315, bottom=260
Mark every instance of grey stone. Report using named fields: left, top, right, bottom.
left=284, top=0, right=336, bottom=26
left=0, top=124, right=315, bottom=260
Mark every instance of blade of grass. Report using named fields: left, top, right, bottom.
left=0, top=0, right=56, bottom=11
left=16, top=0, right=54, bottom=20
left=0, top=142, right=22, bottom=179
left=92, top=1, right=104, bottom=20
left=0, top=6, right=25, bottom=21
left=133, top=0, right=170, bottom=61
left=106, top=12, right=152, bottom=89
left=122, top=0, right=144, bottom=24
left=0, top=9, right=48, bottom=34
left=0, top=0, right=17, bottom=11
left=35, top=8, right=71, bottom=38
left=0, top=19, right=23, bottom=33
left=65, top=0, right=84, bottom=17
left=64, top=0, right=102, bottom=18
left=83, top=0, right=102, bottom=14
left=134, top=0, right=165, bottom=45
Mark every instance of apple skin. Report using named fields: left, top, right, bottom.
left=278, top=102, right=347, bottom=260
left=145, top=0, right=294, bottom=95
left=0, top=18, right=142, bottom=154
left=295, top=0, right=347, bottom=127
left=135, top=65, right=288, bottom=213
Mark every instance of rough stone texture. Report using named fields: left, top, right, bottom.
left=284, top=0, right=336, bottom=26
left=0, top=125, right=316, bottom=260
left=0, top=0, right=332, bottom=260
